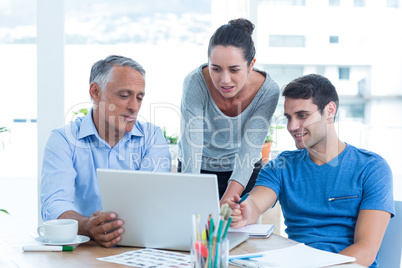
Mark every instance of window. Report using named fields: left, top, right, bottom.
left=357, top=78, right=368, bottom=96
left=339, top=67, right=350, bottom=80
left=387, top=0, right=399, bottom=8
left=0, top=1, right=37, bottom=178
left=339, top=100, right=365, bottom=122
left=260, top=0, right=305, bottom=6
left=341, top=103, right=365, bottom=120
left=269, top=35, right=305, bottom=47
left=329, top=0, right=340, bottom=7
left=330, top=35, right=339, bottom=43
left=354, top=0, right=365, bottom=7
left=316, top=66, right=326, bottom=75
left=0, top=0, right=38, bottom=233
left=64, top=0, right=212, bottom=135
left=64, top=1, right=211, bottom=46
left=261, top=65, right=304, bottom=88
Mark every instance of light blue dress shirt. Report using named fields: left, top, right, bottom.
left=40, top=111, right=171, bottom=221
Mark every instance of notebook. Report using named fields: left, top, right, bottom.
left=97, top=168, right=249, bottom=251
left=229, top=243, right=356, bottom=268
left=228, top=224, right=276, bottom=238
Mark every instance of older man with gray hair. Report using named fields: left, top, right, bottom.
left=40, top=55, right=171, bottom=247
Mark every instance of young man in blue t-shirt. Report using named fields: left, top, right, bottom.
left=226, top=74, right=394, bottom=268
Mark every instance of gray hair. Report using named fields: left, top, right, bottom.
left=89, top=55, right=146, bottom=91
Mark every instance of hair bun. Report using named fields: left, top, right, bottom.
left=229, top=18, right=254, bottom=35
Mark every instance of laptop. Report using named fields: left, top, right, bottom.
left=97, top=168, right=249, bottom=251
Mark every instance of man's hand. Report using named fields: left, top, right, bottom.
left=87, top=210, right=125, bottom=248
left=59, top=210, right=124, bottom=248
left=222, top=194, right=249, bottom=228
left=221, top=187, right=277, bottom=229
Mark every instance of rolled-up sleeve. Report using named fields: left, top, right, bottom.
left=40, top=130, right=78, bottom=221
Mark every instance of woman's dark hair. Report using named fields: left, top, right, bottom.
left=282, top=74, right=340, bottom=120
left=208, top=18, right=255, bottom=66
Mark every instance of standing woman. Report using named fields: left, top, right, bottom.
left=178, top=18, right=279, bottom=202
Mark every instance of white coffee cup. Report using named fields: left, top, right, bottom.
left=37, top=219, right=78, bottom=243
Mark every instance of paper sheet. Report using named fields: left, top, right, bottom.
left=97, top=248, right=191, bottom=267
left=228, top=224, right=276, bottom=237
left=229, top=243, right=356, bottom=268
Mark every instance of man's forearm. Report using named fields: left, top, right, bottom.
left=58, top=210, right=92, bottom=239
left=340, top=209, right=391, bottom=267
left=246, top=195, right=264, bottom=225
left=246, top=186, right=277, bottom=225
left=339, top=242, right=377, bottom=267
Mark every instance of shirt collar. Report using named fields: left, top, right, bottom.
left=77, top=109, right=99, bottom=140
left=77, top=109, right=145, bottom=140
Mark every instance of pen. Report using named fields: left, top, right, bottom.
left=22, top=245, right=74, bottom=252
left=192, top=214, right=197, bottom=241
left=229, top=254, right=263, bottom=260
left=222, top=217, right=232, bottom=240
left=236, top=193, right=249, bottom=204
left=196, top=214, right=201, bottom=240
left=229, top=259, right=260, bottom=268
left=207, top=216, right=214, bottom=268
left=213, top=216, right=224, bottom=268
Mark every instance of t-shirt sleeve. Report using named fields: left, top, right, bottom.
left=255, top=155, right=284, bottom=198
left=359, top=156, right=395, bottom=217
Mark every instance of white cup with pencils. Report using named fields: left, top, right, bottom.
left=191, top=204, right=232, bottom=268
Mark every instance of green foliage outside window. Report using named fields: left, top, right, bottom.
left=162, top=127, right=178, bottom=145
left=265, top=125, right=284, bottom=143
left=0, top=127, right=11, bottom=214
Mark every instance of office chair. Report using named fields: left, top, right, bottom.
left=377, top=201, right=402, bottom=268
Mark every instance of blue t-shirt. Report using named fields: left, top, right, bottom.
left=256, top=144, right=394, bottom=268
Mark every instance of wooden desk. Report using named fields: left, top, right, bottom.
left=0, top=216, right=365, bottom=268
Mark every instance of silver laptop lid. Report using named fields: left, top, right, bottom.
left=97, top=169, right=221, bottom=251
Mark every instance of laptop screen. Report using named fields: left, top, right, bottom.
left=97, top=169, right=222, bottom=251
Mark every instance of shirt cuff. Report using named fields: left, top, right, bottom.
left=42, top=201, right=78, bottom=221
left=229, top=167, right=254, bottom=188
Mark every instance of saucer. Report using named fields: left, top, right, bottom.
left=35, top=235, right=90, bottom=247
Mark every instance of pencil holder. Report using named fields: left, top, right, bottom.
left=191, top=238, right=228, bottom=268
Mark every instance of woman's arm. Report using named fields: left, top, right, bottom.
left=179, top=68, right=207, bottom=174
left=226, top=76, right=280, bottom=196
